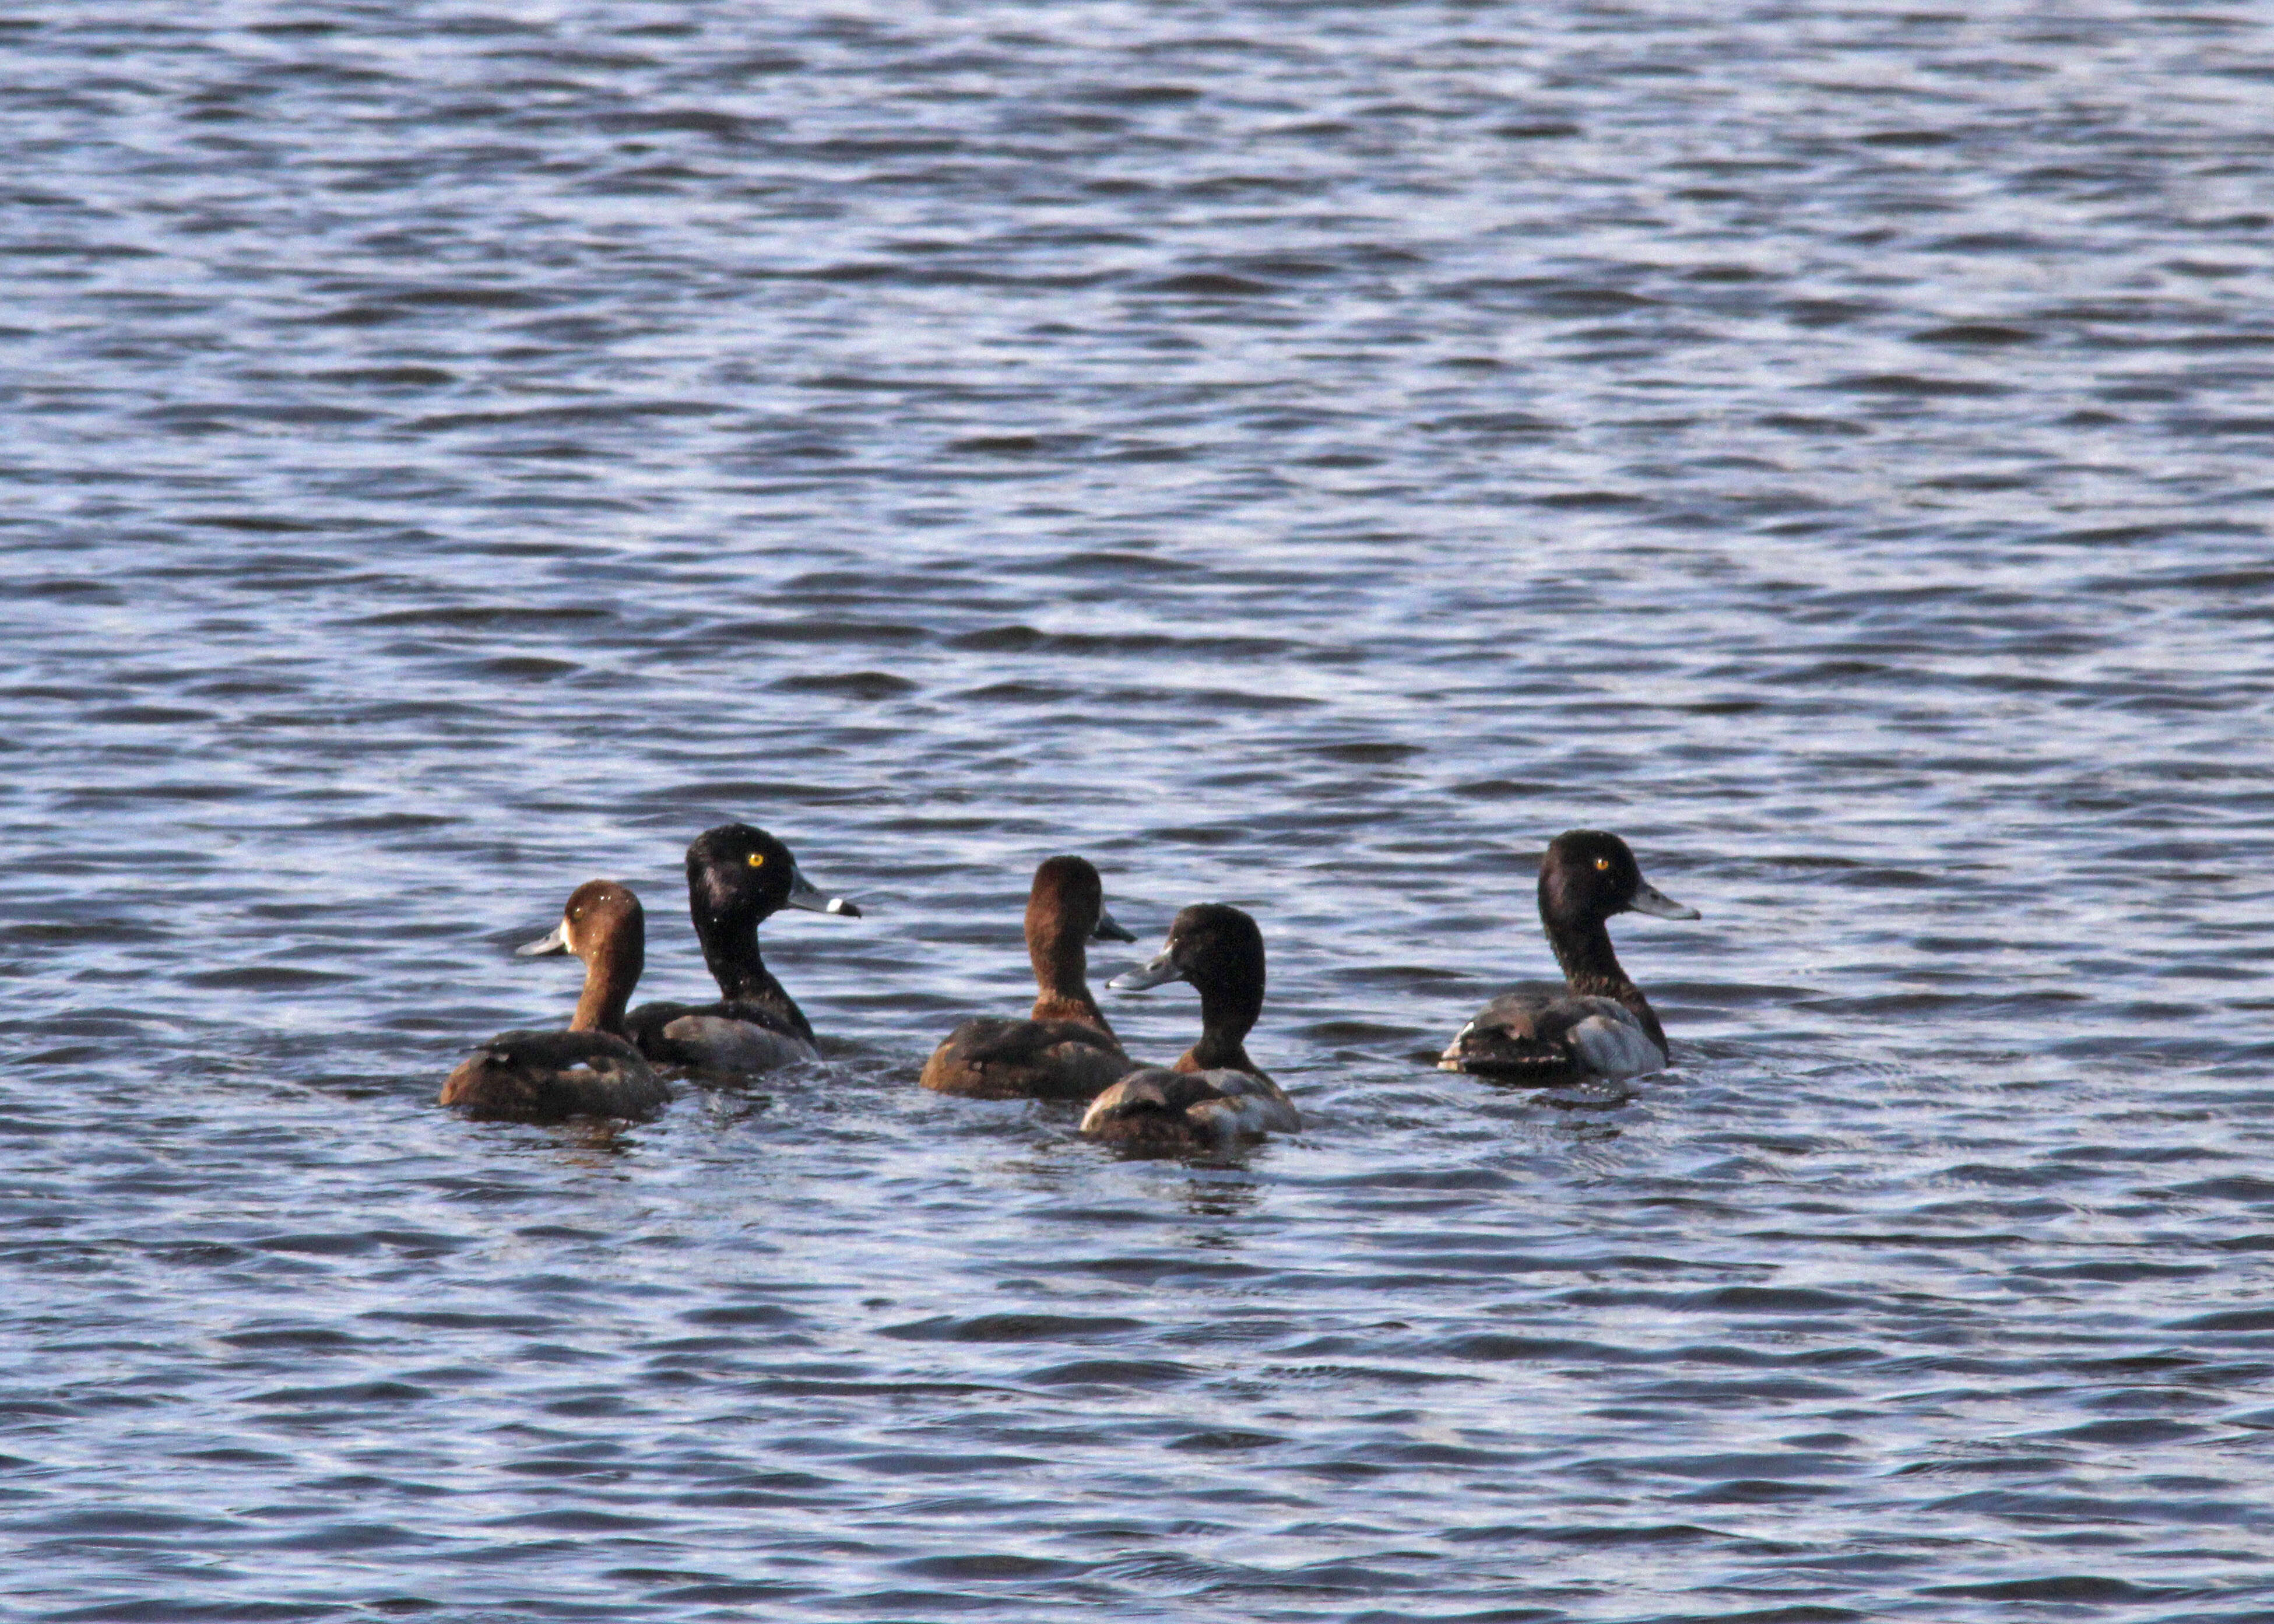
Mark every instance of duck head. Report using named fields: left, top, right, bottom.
left=518, top=878, right=647, bottom=964
left=686, top=822, right=862, bottom=929
left=1111, top=902, right=1262, bottom=995
left=1538, top=830, right=1697, bottom=931
left=1110, top=902, right=1267, bottom=1073
left=1028, top=854, right=1136, bottom=949
left=518, top=878, right=646, bottom=1034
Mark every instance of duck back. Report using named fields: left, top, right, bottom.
left=1080, top=1065, right=1302, bottom=1150
left=442, top=1030, right=669, bottom=1123
left=625, top=997, right=819, bottom=1073
left=1439, top=989, right=1665, bottom=1082
left=921, top=1015, right=1130, bottom=1101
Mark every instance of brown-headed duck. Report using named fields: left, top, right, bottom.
left=624, top=822, right=860, bottom=1073
left=1080, top=902, right=1302, bottom=1148
left=442, top=879, right=672, bottom=1123
left=1438, top=829, right=1699, bottom=1083
left=920, top=855, right=1138, bottom=1101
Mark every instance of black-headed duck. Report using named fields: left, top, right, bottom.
left=1438, top=829, right=1699, bottom=1083
left=625, top=822, right=860, bottom=1073
left=442, top=880, right=672, bottom=1123
left=1080, top=902, right=1302, bottom=1148
left=920, top=855, right=1138, bottom=1101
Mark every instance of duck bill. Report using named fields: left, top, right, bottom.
left=1108, top=947, right=1182, bottom=992
left=1091, top=906, right=1137, bottom=944
left=784, top=865, right=862, bottom=918
left=1629, top=878, right=1700, bottom=920
left=515, top=920, right=571, bottom=955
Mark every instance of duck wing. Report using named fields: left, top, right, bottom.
left=442, top=1029, right=670, bottom=1123
left=1439, top=989, right=1665, bottom=1081
left=627, top=999, right=820, bottom=1073
left=1080, top=1066, right=1301, bottom=1148
left=921, top=1016, right=1132, bottom=1101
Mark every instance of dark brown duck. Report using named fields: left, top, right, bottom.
left=920, top=855, right=1138, bottom=1101
left=442, top=880, right=672, bottom=1123
left=1080, top=902, right=1302, bottom=1149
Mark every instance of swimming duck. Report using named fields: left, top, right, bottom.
left=442, top=880, right=672, bottom=1123
left=1438, top=829, right=1699, bottom=1083
left=624, top=822, right=860, bottom=1073
left=920, top=855, right=1138, bottom=1101
left=1080, top=903, right=1302, bottom=1148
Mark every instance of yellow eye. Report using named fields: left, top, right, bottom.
left=747, top=852, right=765, bottom=868
left=1594, top=856, right=1610, bottom=871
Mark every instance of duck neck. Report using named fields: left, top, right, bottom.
left=569, top=938, right=641, bottom=1038
left=1177, top=979, right=1263, bottom=1077
left=697, top=908, right=813, bottom=1041
left=1029, top=923, right=1113, bottom=1036
left=1547, top=914, right=1665, bottom=1053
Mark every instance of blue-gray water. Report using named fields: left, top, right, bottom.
left=6, top=3, right=2274, bottom=1619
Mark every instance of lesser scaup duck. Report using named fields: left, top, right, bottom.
left=442, top=880, right=672, bottom=1123
left=624, top=822, right=860, bottom=1073
left=1080, top=903, right=1302, bottom=1148
left=1438, top=829, right=1699, bottom=1083
left=920, top=855, right=1138, bottom=1101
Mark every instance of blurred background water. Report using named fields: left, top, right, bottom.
left=5, top=2, right=2274, bottom=1618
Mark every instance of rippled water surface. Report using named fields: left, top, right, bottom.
left=8, top=3, right=2274, bottom=1618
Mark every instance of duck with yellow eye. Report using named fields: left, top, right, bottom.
left=623, top=822, right=862, bottom=1073
left=442, top=880, right=672, bottom=1123
left=1438, top=829, right=1699, bottom=1084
